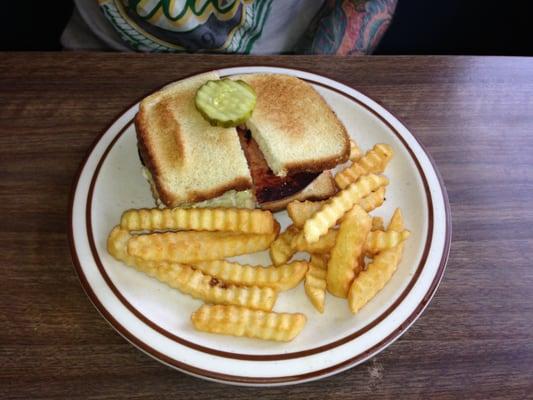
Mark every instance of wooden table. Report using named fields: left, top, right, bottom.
left=1, top=54, right=532, bottom=399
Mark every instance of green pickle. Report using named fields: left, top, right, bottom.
left=195, top=79, right=256, bottom=128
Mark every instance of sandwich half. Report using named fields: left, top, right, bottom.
left=233, top=73, right=349, bottom=210
left=135, top=72, right=350, bottom=210
left=234, top=74, right=350, bottom=177
left=135, top=71, right=254, bottom=208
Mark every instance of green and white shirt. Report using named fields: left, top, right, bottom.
left=63, top=0, right=396, bottom=55
left=67, top=0, right=323, bottom=54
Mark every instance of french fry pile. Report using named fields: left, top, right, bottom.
left=107, top=207, right=307, bottom=341
left=273, top=142, right=410, bottom=314
left=107, top=140, right=409, bottom=342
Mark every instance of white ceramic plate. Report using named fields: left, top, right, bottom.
left=69, top=66, right=451, bottom=386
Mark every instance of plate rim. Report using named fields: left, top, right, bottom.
left=84, top=82, right=434, bottom=361
left=68, top=65, right=452, bottom=386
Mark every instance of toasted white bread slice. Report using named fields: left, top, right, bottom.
left=142, top=166, right=255, bottom=209
left=260, top=171, right=337, bottom=211
left=233, top=74, right=350, bottom=177
left=135, top=72, right=253, bottom=207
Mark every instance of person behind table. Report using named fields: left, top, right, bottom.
left=62, top=0, right=397, bottom=55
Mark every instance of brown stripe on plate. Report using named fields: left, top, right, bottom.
left=69, top=66, right=451, bottom=384
left=84, top=96, right=432, bottom=360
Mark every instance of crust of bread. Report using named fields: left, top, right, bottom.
left=136, top=73, right=348, bottom=209
left=233, top=74, right=350, bottom=177
left=135, top=72, right=253, bottom=207
left=260, top=171, right=338, bottom=212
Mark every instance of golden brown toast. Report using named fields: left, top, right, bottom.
left=232, top=74, right=350, bottom=177
left=135, top=72, right=253, bottom=207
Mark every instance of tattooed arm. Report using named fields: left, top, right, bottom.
left=301, top=0, right=397, bottom=55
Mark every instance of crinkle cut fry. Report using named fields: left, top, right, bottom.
left=326, top=205, right=371, bottom=298
left=288, top=186, right=385, bottom=229
left=269, top=225, right=299, bottom=266
left=290, top=227, right=409, bottom=255
left=291, top=229, right=338, bottom=253
left=304, top=173, right=388, bottom=243
left=371, top=216, right=385, bottom=231
left=349, top=140, right=362, bottom=161
left=365, top=229, right=410, bottom=255
left=107, top=226, right=277, bottom=311
left=191, top=304, right=306, bottom=342
left=305, top=253, right=328, bottom=313
left=120, top=207, right=276, bottom=234
left=348, top=209, right=407, bottom=313
left=127, top=229, right=278, bottom=264
left=287, top=200, right=326, bottom=228
left=335, top=144, right=394, bottom=189
left=359, top=187, right=386, bottom=213
left=192, top=260, right=308, bottom=291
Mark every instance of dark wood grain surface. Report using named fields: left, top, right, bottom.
left=1, top=53, right=532, bottom=399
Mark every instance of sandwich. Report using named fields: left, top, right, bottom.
left=135, top=72, right=350, bottom=211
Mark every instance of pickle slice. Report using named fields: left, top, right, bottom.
left=195, top=79, right=256, bottom=128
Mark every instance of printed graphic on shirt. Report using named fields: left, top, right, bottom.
left=98, top=0, right=272, bottom=53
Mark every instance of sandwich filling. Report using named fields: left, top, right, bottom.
left=237, top=127, right=320, bottom=204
